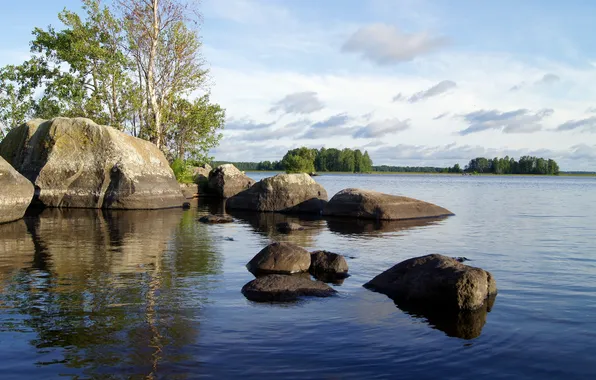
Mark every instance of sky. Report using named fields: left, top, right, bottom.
left=1, top=0, right=596, bottom=170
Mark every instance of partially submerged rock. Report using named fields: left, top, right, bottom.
left=207, top=164, right=255, bottom=198
left=323, top=188, right=453, bottom=220
left=199, top=214, right=234, bottom=224
left=241, top=274, right=336, bottom=302
left=226, top=173, right=328, bottom=214
left=309, top=250, right=349, bottom=278
left=364, top=254, right=497, bottom=310
left=276, top=222, right=305, bottom=233
left=0, top=117, right=185, bottom=209
left=246, top=241, right=311, bottom=275
left=0, top=156, right=34, bottom=224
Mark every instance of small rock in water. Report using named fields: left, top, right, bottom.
left=246, top=242, right=311, bottom=275
left=182, top=202, right=191, bottom=209
left=454, top=256, right=470, bottom=262
left=309, top=250, right=350, bottom=280
left=224, top=237, right=235, bottom=241
left=199, top=214, right=234, bottom=224
left=276, top=222, right=305, bottom=233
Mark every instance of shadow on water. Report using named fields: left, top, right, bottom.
left=325, top=216, right=449, bottom=236
left=0, top=206, right=223, bottom=378
left=394, top=295, right=497, bottom=340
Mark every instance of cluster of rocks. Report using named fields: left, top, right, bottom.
left=241, top=241, right=349, bottom=302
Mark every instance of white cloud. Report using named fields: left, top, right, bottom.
left=395, top=80, right=457, bottom=103
left=269, top=91, right=324, bottom=115
left=457, top=109, right=554, bottom=135
left=354, top=118, right=411, bottom=138
left=556, top=116, right=596, bottom=133
left=341, top=23, right=447, bottom=65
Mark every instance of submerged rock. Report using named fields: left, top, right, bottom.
left=323, top=188, right=453, bottom=220
left=0, top=117, right=185, bottom=209
left=207, top=164, right=255, bottom=198
left=241, top=274, right=336, bottom=302
left=0, top=156, right=34, bottom=224
left=364, top=254, right=497, bottom=311
left=198, top=214, right=234, bottom=224
left=309, top=250, right=349, bottom=279
left=276, top=222, right=305, bottom=233
left=226, top=173, right=328, bottom=214
left=246, top=241, right=311, bottom=275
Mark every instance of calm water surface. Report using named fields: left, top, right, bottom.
left=1, top=173, right=595, bottom=379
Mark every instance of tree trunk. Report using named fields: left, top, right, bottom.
left=147, top=0, right=162, bottom=149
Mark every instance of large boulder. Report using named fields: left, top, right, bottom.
left=207, top=164, right=255, bottom=198
left=180, top=183, right=199, bottom=199
left=226, top=173, right=328, bottom=214
left=364, top=254, right=497, bottom=310
left=0, top=156, right=34, bottom=224
left=241, top=274, right=337, bottom=302
left=246, top=241, right=311, bottom=275
left=192, top=163, right=211, bottom=196
left=0, top=118, right=185, bottom=209
left=323, top=188, right=453, bottom=220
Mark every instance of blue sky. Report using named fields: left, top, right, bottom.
left=2, top=0, right=596, bottom=170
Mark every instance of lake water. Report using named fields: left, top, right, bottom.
left=1, top=173, right=595, bottom=379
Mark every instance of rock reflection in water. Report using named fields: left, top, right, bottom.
left=395, top=295, right=496, bottom=340
left=325, top=216, right=448, bottom=236
left=0, top=206, right=223, bottom=378
left=226, top=209, right=325, bottom=246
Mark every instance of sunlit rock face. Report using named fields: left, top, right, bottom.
left=0, top=156, right=34, bottom=223
left=0, top=117, right=184, bottom=209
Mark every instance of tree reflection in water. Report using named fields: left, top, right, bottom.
left=0, top=206, right=222, bottom=378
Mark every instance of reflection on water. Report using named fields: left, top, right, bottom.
left=325, top=216, right=448, bottom=236
left=394, top=295, right=496, bottom=340
left=0, top=207, right=223, bottom=378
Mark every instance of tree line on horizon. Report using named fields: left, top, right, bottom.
left=0, top=0, right=225, bottom=163
left=211, top=149, right=562, bottom=175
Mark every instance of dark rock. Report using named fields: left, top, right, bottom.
left=364, top=254, right=497, bottom=310
left=182, top=202, right=191, bottom=209
left=199, top=214, right=234, bottom=224
left=0, top=156, right=34, bottom=224
left=0, top=117, right=185, bottom=209
left=454, top=256, right=470, bottom=262
left=226, top=173, right=328, bottom=214
left=246, top=241, right=311, bottom=275
left=241, top=274, right=337, bottom=302
left=276, top=222, right=305, bottom=233
left=309, top=250, right=349, bottom=278
left=207, top=164, right=255, bottom=198
left=323, top=188, right=453, bottom=220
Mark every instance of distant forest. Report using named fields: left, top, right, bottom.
left=211, top=147, right=565, bottom=175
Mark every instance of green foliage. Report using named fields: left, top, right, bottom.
left=170, top=158, right=195, bottom=183
left=466, top=156, right=560, bottom=175
left=281, top=147, right=317, bottom=173
left=0, top=0, right=224, bottom=160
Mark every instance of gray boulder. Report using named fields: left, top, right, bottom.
left=226, top=173, right=328, bottom=214
left=364, top=254, right=497, bottom=310
left=192, top=163, right=211, bottom=196
left=198, top=214, right=234, bottom=224
left=207, top=164, right=255, bottom=198
left=0, top=156, right=34, bottom=224
left=0, top=118, right=185, bottom=209
left=323, top=188, right=453, bottom=220
left=180, top=183, right=199, bottom=199
left=241, top=274, right=337, bottom=302
left=309, top=250, right=349, bottom=278
left=246, top=241, right=311, bottom=275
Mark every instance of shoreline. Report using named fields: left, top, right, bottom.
left=243, top=170, right=595, bottom=177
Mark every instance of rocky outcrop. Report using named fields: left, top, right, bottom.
left=192, top=163, right=211, bottom=196
left=226, top=173, right=328, bottom=214
left=246, top=241, right=311, bottom=275
left=180, top=183, right=199, bottom=199
left=0, top=156, right=34, bottom=224
left=241, top=274, right=336, bottom=302
left=323, top=188, right=453, bottom=220
left=0, top=117, right=185, bottom=209
left=364, top=254, right=497, bottom=310
left=198, top=214, right=234, bottom=224
left=276, top=222, right=305, bottom=233
left=207, top=164, right=255, bottom=198
left=309, top=250, right=349, bottom=278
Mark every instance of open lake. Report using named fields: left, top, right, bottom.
left=1, top=173, right=595, bottom=379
